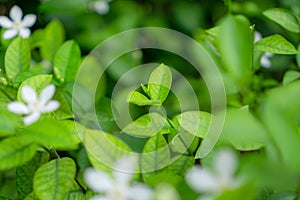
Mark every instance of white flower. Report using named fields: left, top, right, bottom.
left=7, top=84, right=60, bottom=125
left=89, top=0, right=111, bottom=15
left=185, top=149, right=241, bottom=200
left=254, top=31, right=273, bottom=68
left=84, top=156, right=153, bottom=200
left=0, top=5, right=37, bottom=39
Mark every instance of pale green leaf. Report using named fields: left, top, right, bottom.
left=218, top=15, right=252, bottom=85
left=54, top=40, right=81, bottom=84
left=22, top=119, right=80, bottom=150
left=148, top=64, right=172, bottom=103
left=283, top=70, right=300, bottom=85
left=263, top=8, right=300, bottom=33
left=34, top=158, right=76, bottom=200
left=0, top=110, right=19, bottom=137
left=170, top=131, right=199, bottom=154
left=16, top=151, right=49, bottom=199
left=141, top=134, right=171, bottom=173
left=175, top=111, right=212, bottom=138
left=17, top=74, right=52, bottom=101
left=0, top=137, right=37, bottom=171
left=40, top=20, right=65, bottom=62
left=24, top=192, right=39, bottom=200
left=122, top=112, right=168, bottom=137
left=127, top=91, right=160, bottom=106
left=5, top=37, right=31, bottom=80
left=255, top=34, right=297, bottom=54
left=84, top=129, right=131, bottom=171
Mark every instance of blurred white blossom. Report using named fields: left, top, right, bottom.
left=84, top=156, right=153, bottom=200
left=254, top=31, right=273, bottom=68
left=185, top=149, right=241, bottom=200
left=89, top=0, right=112, bottom=15
left=8, top=85, right=60, bottom=125
left=0, top=5, right=36, bottom=39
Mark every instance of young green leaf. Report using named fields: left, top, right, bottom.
left=263, top=8, right=300, bottom=33
left=16, top=151, right=50, bottom=200
left=122, top=112, right=168, bottom=137
left=148, top=64, right=172, bottom=103
left=175, top=111, right=212, bottom=138
left=218, top=15, right=252, bottom=85
left=4, top=37, right=31, bottom=80
left=84, top=129, right=131, bottom=171
left=282, top=70, right=300, bottom=85
left=33, top=158, right=76, bottom=200
left=22, top=119, right=80, bottom=150
left=17, top=74, right=52, bottom=101
left=141, top=133, right=171, bottom=173
left=0, top=137, right=37, bottom=171
left=40, top=19, right=65, bottom=62
left=255, top=34, right=297, bottom=54
left=54, top=40, right=81, bottom=84
left=127, top=91, right=161, bottom=106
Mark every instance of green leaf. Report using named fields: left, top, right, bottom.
left=40, top=19, right=65, bottom=62
left=255, top=34, right=297, bottom=54
left=0, top=137, right=37, bottom=171
left=0, top=110, right=19, bottom=137
left=54, top=40, right=81, bottom=84
left=127, top=91, right=161, bottom=106
left=66, top=181, right=86, bottom=200
left=148, top=64, right=172, bottom=103
left=22, top=119, right=80, bottom=150
left=268, top=191, right=297, bottom=200
left=24, top=192, right=39, bottom=200
left=84, top=129, right=131, bottom=171
left=170, top=131, right=199, bottom=154
left=175, top=111, right=212, bottom=138
left=263, top=8, right=300, bottom=33
left=282, top=70, right=300, bottom=85
left=34, top=158, right=76, bottom=200
left=122, top=112, right=168, bottom=137
left=297, top=44, right=300, bottom=68
left=17, top=74, right=52, bottom=101
left=218, top=108, right=266, bottom=151
left=141, top=133, right=171, bottom=173
left=16, top=151, right=50, bottom=200
left=29, top=29, right=44, bottom=50
left=218, top=15, right=252, bottom=85
left=166, top=155, right=194, bottom=176
left=4, top=37, right=31, bottom=80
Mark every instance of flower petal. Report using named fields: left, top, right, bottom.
left=22, top=85, right=37, bottom=104
left=10, top=5, right=23, bottom=22
left=0, top=16, right=13, bottom=28
left=3, top=29, right=17, bottom=40
left=22, top=14, right=36, bottom=27
left=214, top=149, right=237, bottom=180
left=185, top=166, right=218, bottom=193
left=260, top=55, right=271, bottom=68
left=39, top=84, right=55, bottom=104
left=90, top=1, right=110, bottom=15
left=24, top=112, right=40, bottom=125
left=41, top=100, right=60, bottom=113
left=84, top=168, right=114, bottom=193
left=113, top=156, right=136, bottom=185
left=254, top=31, right=262, bottom=43
left=129, top=184, right=153, bottom=200
left=7, top=102, right=30, bottom=114
left=19, top=28, right=31, bottom=38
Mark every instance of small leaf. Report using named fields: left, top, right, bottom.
left=22, top=119, right=80, bottom=150
left=84, top=129, right=131, bottom=171
left=148, top=64, right=172, bottom=103
left=16, top=151, right=50, bottom=199
left=255, top=34, right=297, bottom=54
left=34, top=158, right=76, bottom=200
left=127, top=91, right=160, bottom=106
left=54, top=40, right=81, bottom=84
left=122, top=112, right=168, bottom=137
left=17, top=74, right=52, bottom=101
left=40, top=19, right=65, bottom=62
left=0, top=137, right=37, bottom=171
left=141, top=133, right=171, bottom=173
left=5, top=37, right=31, bottom=80
left=175, top=111, right=212, bottom=138
left=263, top=8, right=300, bottom=33
left=283, top=70, right=300, bottom=85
